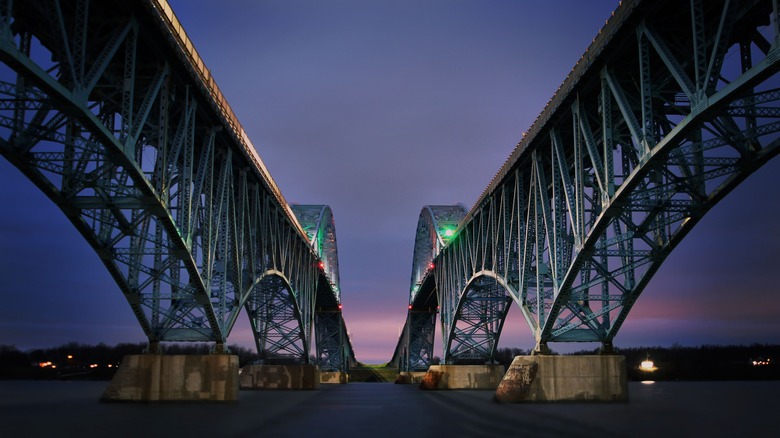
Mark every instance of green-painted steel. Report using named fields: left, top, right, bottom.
left=394, top=0, right=780, bottom=364
left=0, top=0, right=351, bottom=370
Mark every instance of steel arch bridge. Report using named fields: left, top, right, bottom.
left=394, top=0, right=780, bottom=371
left=0, top=0, right=352, bottom=371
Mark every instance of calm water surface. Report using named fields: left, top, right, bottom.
left=0, top=380, right=776, bottom=437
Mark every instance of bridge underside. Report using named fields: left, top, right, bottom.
left=395, top=0, right=780, bottom=368
left=246, top=274, right=308, bottom=363
left=0, top=0, right=352, bottom=375
left=445, top=275, right=511, bottom=364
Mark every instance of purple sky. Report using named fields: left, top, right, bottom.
left=2, top=0, right=779, bottom=363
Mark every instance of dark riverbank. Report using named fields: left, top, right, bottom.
left=2, top=343, right=778, bottom=381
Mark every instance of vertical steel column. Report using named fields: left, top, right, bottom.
left=315, top=310, right=346, bottom=372
left=406, top=309, right=436, bottom=371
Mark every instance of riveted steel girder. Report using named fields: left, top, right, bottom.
left=445, top=275, right=512, bottom=364
left=292, top=204, right=341, bottom=301
left=409, top=205, right=468, bottom=303
left=292, top=204, right=354, bottom=369
left=314, top=310, right=356, bottom=372
left=396, top=0, right=780, bottom=359
left=245, top=272, right=308, bottom=362
left=0, top=0, right=350, bottom=361
left=391, top=205, right=467, bottom=369
left=392, top=309, right=436, bottom=371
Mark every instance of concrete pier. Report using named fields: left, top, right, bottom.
left=419, top=364, right=505, bottom=389
left=494, top=355, right=627, bottom=402
left=320, top=371, right=349, bottom=384
left=101, top=354, right=239, bottom=402
left=239, top=364, right=320, bottom=389
left=394, top=371, right=427, bottom=384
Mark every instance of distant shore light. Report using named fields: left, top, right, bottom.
left=640, top=353, right=657, bottom=371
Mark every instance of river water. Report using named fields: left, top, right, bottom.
left=0, top=380, right=776, bottom=437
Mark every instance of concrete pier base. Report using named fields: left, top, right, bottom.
left=239, top=364, right=320, bottom=389
left=320, top=371, right=348, bottom=384
left=494, top=355, right=627, bottom=403
left=394, top=371, right=427, bottom=384
left=101, top=354, right=239, bottom=402
left=419, top=364, right=505, bottom=389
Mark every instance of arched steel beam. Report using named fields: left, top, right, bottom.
left=398, top=0, right=780, bottom=358
left=410, top=205, right=467, bottom=303
left=442, top=270, right=513, bottom=364
left=292, top=204, right=341, bottom=301
left=392, top=205, right=466, bottom=371
left=0, top=1, right=346, bottom=356
left=291, top=204, right=354, bottom=371
left=243, top=269, right=309, bottom=362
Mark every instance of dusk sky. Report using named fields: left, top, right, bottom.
left=1, top=0, right=779, bottom=363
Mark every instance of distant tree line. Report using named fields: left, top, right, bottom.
left=493, top=344, right=780, bottom=381
left=0, top=342, right=259, bottom=380
left=2, top=342, right=778, bottom=381
left=605, top=344, right=780, bottom=381
left=494, top=347, right=532, bottom=366
left=428, top=348, right=532, bottom=366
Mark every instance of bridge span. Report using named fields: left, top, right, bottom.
left=0, top=0, right=354, bottom=399
left=393, top=0, right=780, bottom=398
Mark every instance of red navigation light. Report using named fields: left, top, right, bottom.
left=318, top=261, right=325, bottom=270
left=338, top=304, right=343, bottom=310
left=408, top=305, right=412, bottom=310
left=428, top=262, right=435, bottom=270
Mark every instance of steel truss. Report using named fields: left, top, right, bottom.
left=314, top=310, right=354, bottom=371
left=396, top=310, right=437, bottom=371
left=446, top=276, right=511, bottom=363
left=292, top=205, right=355, bottom=371
left=398, top=0, right=780, bottom=362
left=0, top=0, right=350, bottom=363
left=246, top=273, right=308, bottom=362
left=392, top=205, right=466, bottom=370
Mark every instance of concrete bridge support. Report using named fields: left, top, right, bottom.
left=320, top=371, right=349, bottom=384
left=494, top=355, right=627, bottom=402
left=395, top=371, right=428, bottom=384
left=239, top=364, right=320, bottom=390
left=419, top=364, right=505, bottom=389
left=101, top=354, right=239, bottom=402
